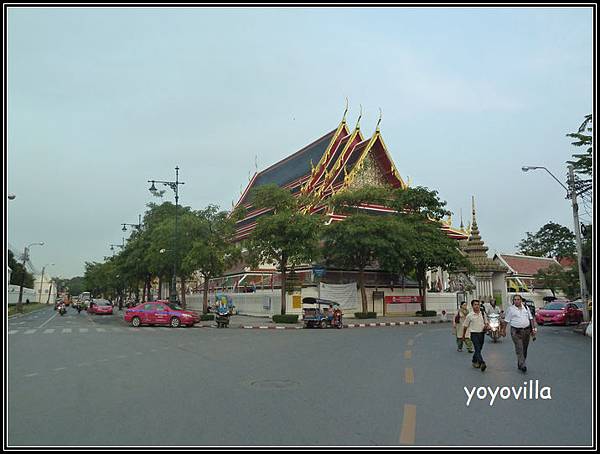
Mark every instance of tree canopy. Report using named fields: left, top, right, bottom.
left=517, top=222, right=576, bottom=260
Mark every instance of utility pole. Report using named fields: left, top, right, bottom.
left=568, top=165, right=590, bottom=322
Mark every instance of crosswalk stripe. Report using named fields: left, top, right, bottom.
left=96, top=328, right=106, bottom=333
left=79, top=328, right=88, bottom=333
left=24, top=329, right=37, bottom=335
left=62, top=328, right=72, bottom=333
left=8, top=330, right=19, bottom=335
left=44, top=329, right=55, bottom=334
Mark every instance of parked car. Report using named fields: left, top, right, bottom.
left=124, top=301, right=200, bottom=328
left=535, top=301, right=583, bottom=326
left=88, top=299, right=114, bottom=315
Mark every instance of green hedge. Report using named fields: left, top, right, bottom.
left=416, top=310, right=437, bottom=317
left=200, top=314, right=215, bottom=321
left=272, top=314, right=299, bottom=324
left=354, top=312, right=377, bottom=319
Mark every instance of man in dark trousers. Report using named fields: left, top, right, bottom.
left=502, top=294, right=537, bottom=372
left=462, top=300, right=489, bottom=372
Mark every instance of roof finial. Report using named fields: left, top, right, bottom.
left=355, top=104, right=363, bottom=130
left=460, top=208, right=464, bottom=230
left=375, top=107, right=382, bottom=132
left=472, top=195, right=476, bottom=218
left=342, top=97, right=349, bottom=123
left=255, top=154, right=258, bottom=172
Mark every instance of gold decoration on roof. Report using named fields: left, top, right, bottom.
left=376, top=108, right=382, bottom=132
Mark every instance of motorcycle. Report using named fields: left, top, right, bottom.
left=216, top=307, right=230, bottom=328
left=58, top=303, right=67, bottom=316
left=487, top=313, right=501, bottom=343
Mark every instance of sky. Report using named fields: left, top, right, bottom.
left=6, top=6, right=594, bottom=279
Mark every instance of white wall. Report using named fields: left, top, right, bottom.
left=7, top=285, right=36, bottom=305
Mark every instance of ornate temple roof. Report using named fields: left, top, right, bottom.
left=461, top=197, right=507, bottom=273
left=233, top=107, right=467, bottom=243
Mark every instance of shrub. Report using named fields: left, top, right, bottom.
left=416, top=310, right=437, bottom=317
left=354, top=312, right=377, bottom=319
left=200, top=314, right=215, bottom=321
left=272, top=314, right=299, bottom=324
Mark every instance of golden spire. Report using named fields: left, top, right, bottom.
left=310, top=159, right=315, bottom=174
left=342, top=97, right=349, bottom=123
left=355, top=104, right=363, bottom=130
left=375, top=107, right=382, bottom=132
left=460, top=208, right=464, bottom=230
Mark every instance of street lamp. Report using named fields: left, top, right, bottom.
left=522, top=164, right=590, bottom=321
left=8, top=193, right=16, bottom=200
left=122, top=214, right=142, bottom=232
left=38, top=263, right=55, bottom=305
left=148, top=166, right=185, bottom=303
left=17, top=242, right=44, bottom=313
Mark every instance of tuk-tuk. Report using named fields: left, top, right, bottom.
left=302, top=297, right=343, bottom=329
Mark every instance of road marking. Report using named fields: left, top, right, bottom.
left=405, top=368, right=414, bottom=384
left=404, top=350, right=412, bottom=360
left=407, top=339, right=414, bottom=346
left=62, top=328, right=72, bottom=334
left=399, top=404, right=416, bottom=444
left=8, top=330, right=19, bottom=335
left=135, top=352, right=143, bottom=355
left=44, top=329, right=55, bottom=334
left=96, top=328, right=107, bottom=333
left=24, top=329, right=37, bottom=335
left=150, top=349, right=158, bottom=353
left=53, top=367, right=67, bottom=372
left=37, top=311, right=58, bottom=329
left=77, top=362, right=92, bottom=367
left=79, top=328, right=89, bottom=333
left=25, top=373, right=39, bottom=378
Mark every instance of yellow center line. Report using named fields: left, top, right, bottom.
left=404, top=350, right=412, bottom=360
left=399, top=404, right=416, bottom=444
left=405, top=367, right=414, bottom=384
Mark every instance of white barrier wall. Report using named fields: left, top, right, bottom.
left=7, top=285, right=36, bottom=305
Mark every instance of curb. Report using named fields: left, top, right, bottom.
left=200, top=319, right=453, bottom=330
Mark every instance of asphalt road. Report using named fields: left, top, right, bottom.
left=7, top=306, right=593, bottom=447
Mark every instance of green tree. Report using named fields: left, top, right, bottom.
left=182, top=205, right=241, bottom=314
left=517, top=222, right=576, bottom=260
left=323, top=213, right=402, bottom=313
left=8, top=249, right=34, bottom=288
left=567, top=114, right=592, bottom=186
left=247, top=184, right=323, bottom=315
left=533, top=264, right=565, bottom=298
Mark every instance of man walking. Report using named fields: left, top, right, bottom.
left=462, top=300, right=488, bottom=372
left=503, top=294, right=537, bottom=372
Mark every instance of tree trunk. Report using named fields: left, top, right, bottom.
left=158, top=276, right=163, bottom=300
left=203, top=277, right=210, bottom=314
left=359, top=268, right=367, bottom=313
left=280, top=258, right=287, bottom=316
left=419, top=267, right=427, bottom=313
left=181, top=278, right=187, bottom=308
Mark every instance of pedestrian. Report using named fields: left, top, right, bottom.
left=462, top=300, right=488, bottom=372
left=454, top=302, right=474, bottom=353
left=502, top=294, right=537, bottom=372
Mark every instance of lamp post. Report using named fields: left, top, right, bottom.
left=148, top=166, right=185, bottom=303
left=38, top=263, right=55, bottom=305
left=109, top=238, right=125, bottom=255
left=522, top=165, right=590, bottom=321
left=122, top=214, right=142, bottom=232
left=17, top=242, right=44, bottom=313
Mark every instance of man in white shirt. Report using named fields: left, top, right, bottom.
left=502, top=294, right=537, bottom=372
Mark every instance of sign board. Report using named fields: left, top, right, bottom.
left=312, top=267, right=326, bottom=278
left=385, top=295, right=423, bottom=304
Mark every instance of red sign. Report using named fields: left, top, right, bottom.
left=385, top=295, right=423, bottom=304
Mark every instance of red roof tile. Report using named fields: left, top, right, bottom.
left=499, top=254, right=561, bottom=276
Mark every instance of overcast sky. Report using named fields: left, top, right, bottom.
left=7, top=6, right=593, bottom=279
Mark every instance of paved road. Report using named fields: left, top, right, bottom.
left=7, top=307, right=593, bottom=447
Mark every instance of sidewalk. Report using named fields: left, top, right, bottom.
left=196, top=314, right=452, bottom=330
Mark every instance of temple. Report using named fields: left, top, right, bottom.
left=208, top=108, right=474, bottom=316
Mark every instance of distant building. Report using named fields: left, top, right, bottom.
left=492, top=254, right=564, bottom=307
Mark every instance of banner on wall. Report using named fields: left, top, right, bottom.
left=385, top=295, right=423, bottom=304
left=319, top=283, right=358, bottom=309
